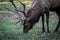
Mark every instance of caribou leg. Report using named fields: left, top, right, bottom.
left=45, top=9, right=49, bottom=32
left=54, top=11, right=60, bottom=32
left=42, top=8, right=49, bottom=32
left=42, top=14, right=45, bottom=32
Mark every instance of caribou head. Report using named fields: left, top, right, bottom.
left=6, top=0, right=41, bottom=33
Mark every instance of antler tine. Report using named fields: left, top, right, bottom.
left=10, top=1, right=17, bottom=11
left=18, top=1, right=25, bottom=15
left=9, top=0, right=17, bottom=10
left=3, top=7, right=23, bottom=14
left=9, top=0, right=25, bottom=15
left=3, top=7, right=16, bottom=13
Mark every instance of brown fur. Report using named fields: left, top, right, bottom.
left=23, top=0, right=60, bottom=33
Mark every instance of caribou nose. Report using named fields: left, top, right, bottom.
left=23, top=29, right=28, bottom=33
left=23, top=31, right=28, bottom=33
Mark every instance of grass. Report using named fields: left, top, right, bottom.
left=0, top=1, right=32, bottom=10
left=0, top=1, right=60, bottom=40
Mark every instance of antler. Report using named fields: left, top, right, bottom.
left=9, top=0, right=26, bottom=25
left=18, top=0, right=25, bottom=15
left=9, top=0, right=19, bottom=15
left=3, top=7, right=16, bottom=13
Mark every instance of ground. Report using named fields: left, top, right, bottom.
left=0, top=0, right=60, bottom=40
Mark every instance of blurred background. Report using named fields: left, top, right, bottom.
left=0, top=0, right=60, bottom=40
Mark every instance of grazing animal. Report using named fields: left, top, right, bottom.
left=8, top=0, right=60, bottom=33
left=31, top=0, right=50, bottom=32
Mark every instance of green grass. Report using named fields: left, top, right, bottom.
left=0, top=1, right=60, bottom=40
left=0, top=18, right=60, bottom=40
left=0, top=1, right=32, bottom=10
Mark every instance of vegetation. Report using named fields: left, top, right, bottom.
left=0, top=0, right=60, bottom=40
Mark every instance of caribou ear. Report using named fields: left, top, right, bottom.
left=25, top=9, right=32, bottom=17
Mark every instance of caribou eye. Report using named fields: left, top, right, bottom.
left=25, top=24, right=27, bottom=26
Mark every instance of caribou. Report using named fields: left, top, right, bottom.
left=6, top=0, right=60, bottom=33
